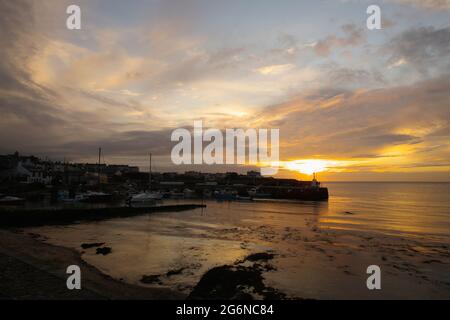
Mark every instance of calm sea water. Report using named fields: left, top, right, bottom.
left=321, top=182, right=450, bottom=241
left=33, top=182, right=450, bottom=299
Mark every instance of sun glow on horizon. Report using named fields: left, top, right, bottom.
left=284, top=159, right=331, bottom=175
left=257, top=159, right=354, bottom=176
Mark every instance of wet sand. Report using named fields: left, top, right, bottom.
left=0, top=229, right=184, bottom=299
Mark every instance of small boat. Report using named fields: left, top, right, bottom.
left=201, top=189, right=213, bottom=199
left=0, top=196, right=25, bottom=205
left=248, top=187, right=272, bottom=198
left=183, top=188, right=196, bottom=199
left=169, top=191, right=185, bottom=199
left=214, top=189, right=237, bottom=201
left=236, top=195, right=253, bottom=201
left=78, top=191, right=114, bottom=203
left=130, top=191, right=162, bottom=203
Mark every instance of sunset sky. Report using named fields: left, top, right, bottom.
left=1, top=0, right=449, bottom=181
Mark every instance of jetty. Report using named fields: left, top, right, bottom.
left=0, top=204, right=206, bottom=228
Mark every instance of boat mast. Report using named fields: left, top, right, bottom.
left=98, top=147, right=102, bottom=185
left=149, top=153, right=152, bottom=191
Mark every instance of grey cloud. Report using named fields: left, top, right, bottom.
left=386, top=26, right=450, bottom=75
left=304, top=88, right=352, bottom=101
left=392, top=0, right=450, bottom=10
left=322, top=64, right=386, bottom=87
left=361, top=134, right=421, bottom=145
left=78, top=89, right=143, bottom=111
left=326, top=127, right=421, bottom=148
left=152, top=46, right=247, bottom=88
left=313, top=24, right=366, bottom=56
left=54, top=129, right=175, bottom=159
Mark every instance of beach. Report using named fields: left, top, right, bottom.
left=0, top=229, right=185, bottom=299
left=1, top=182, right=450, bottom=299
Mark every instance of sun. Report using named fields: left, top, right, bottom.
left=284, top=159, right=329, bottom=175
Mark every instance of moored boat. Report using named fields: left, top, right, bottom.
left=130, top=153, right=162, bottom=205
left=78, top=191, right=114, bottom=203
left=0, top=196, right=25, bottom=205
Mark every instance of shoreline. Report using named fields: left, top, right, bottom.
left=0, top=229, right=185, bottom=299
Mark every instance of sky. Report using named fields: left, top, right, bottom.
left=0, top=0, right=449, bottom=181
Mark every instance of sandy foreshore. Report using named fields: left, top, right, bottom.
left=0, top=228, right=287, bottom=300
left=0, top=229, right=185, bottom=299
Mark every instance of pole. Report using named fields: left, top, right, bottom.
left=149, top=153, right=152, bottom=191
left=98, top=147, right=101, bottom=185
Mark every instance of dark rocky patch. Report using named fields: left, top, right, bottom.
left=140, top=274, right=162, bottom=285
left=95, top=247, right=112, bottom=255
left=188, top=264, right=286, bottom=300
left=27, top=232, right=41, bottom=239
left=166, top=267, right=185, bottom=277
left=81, top=242, right=105, bottom=249
left=231, top=292, right=254, bottom=300
left=343, top=270, right=355, bottom=276
left=256, top=263, right=277, bottom=272
left=243, top=252, right=275, bottom=262
left=423, top=259, right=443, bottom=264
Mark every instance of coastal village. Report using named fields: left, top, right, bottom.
left=0, top=152, right=328, bottom=206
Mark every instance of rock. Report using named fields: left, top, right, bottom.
left=188, top=264, right=286, bottom=300
left=422, top=259, right=442, bottom=264
left=166, top=267, right=185, bottom=277
left=231, top=291, right=254, bottom=300
left=140, top=274, right=162, bottom=284
left=95, top=247, right=112, bottom=255
left=243, top=252, right=275, bottom=262
left=81, top=242, right=105, bottom=249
